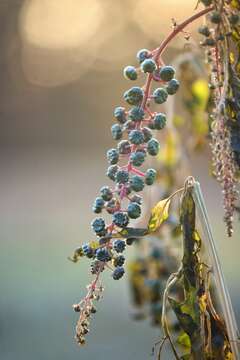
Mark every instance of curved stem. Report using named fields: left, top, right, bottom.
left=141, top=5, right=214, bottom=110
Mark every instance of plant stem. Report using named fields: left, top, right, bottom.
left=191, top=179, right=240, bottom=360
left=141, top=5, right=214, bottom=109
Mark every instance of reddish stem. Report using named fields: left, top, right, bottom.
left=141, top=5, right=214, bottom=110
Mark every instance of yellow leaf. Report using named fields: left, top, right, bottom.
left=177, top=332, right=191, bottom=348
left=148, top=198, right=170, bottom=232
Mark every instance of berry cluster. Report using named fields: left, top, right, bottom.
left=72, top=48, right=180, bottom=345
left=198, top=0, right=240, bottom=236
left=80, top=57, right=180, bottom=284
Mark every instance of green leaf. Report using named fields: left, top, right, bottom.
left=148, top=197, right=171, bottom=232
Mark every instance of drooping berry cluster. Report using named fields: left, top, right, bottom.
left=72, top=48, right=180, bottom=345
left=84, top=57, right=179, bottom=283
left=198, top=0, right=240, bottom=236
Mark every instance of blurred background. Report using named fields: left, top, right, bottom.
left=0, top=1, right=239, bottom=359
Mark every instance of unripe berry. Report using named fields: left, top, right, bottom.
left=147, top=138, right=160, bottom=156
left=111, top=124, right=123, bottom=140
left=198, top=25, right=210, bottom=37
left=113, top=239, right=126, bottom=253
left=128, top=107, right=145, bottom=122
left=136, top=48, right=150, bottom=63
left=130, top=194, right=142, bottom=205
left=127, top=202, right=141, bottom=219
left=91, top=218, right=106, bottom=235
left=114, top=107, right=127, bottom=124
left=106, top=165, right=119, bottom=181
left=113, top=255, right=125, bottom=267
left=154, top=113, right=167, bottom=130
left=141, top=59, right=157, bottom=73
left=145, top=168, right=157, bottom=185
left=82, top=243, right=94, bottom=258
left=112, top=266, right=125, bottom=280
left=100, top=186, right=113, bottom=201
left=118, top=140, right=131, bottom=154
left=107, top=148, right=119, bottom=165
left=106, top=199, right=118, bottom=214
left=229, top=14, right=239, bottom=25
left=124, top=87, right=144, bottom=105
left=159, top=66, right=175, bottom=81
left=92, top=197, right=105, bottom=214
left=153, top=88, right=168, bottom=104
left=112, top=212, right=129, bottom=228
left=130, top=175, right=145, bottom=192
left=123, top=65, right=138, bottom=81
left=96, top=247, right=111, bottom=262
left=130, top=151, right=146, bottom=167
left=129, top=129, right=145, bottom=145
left=116, top=169, right=129, bottom=184
left=142, top=127, right=153, bottom=142
left=210, top=11, right=221, bottom=24
left=166, top=79, right=180, bottom=95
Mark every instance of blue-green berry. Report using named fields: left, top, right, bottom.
left=107, top=148, right=119, bottom=165
left=107, top=165, right=119, bottom=181
left=92, top=197, right=105, bottom=213
left=113, top=255, right=125, bottom=267
left=100, top=186, right=113, bottom=201
left=147, top=138, right=160, bottom=156
left=82, top=244, right=94, bottom=258
left=96, top=247, right=111, bottom=262
left=123, top=65, right=138, bottom=81
left=112, top=266, right=125, bottom=280
left=166, top=79, right=180, bottom=95
left=229, top=14, right=239, bottom=25
left=145, top=168, right=157, bottom=185
left=136, top=48, right=150, bottom=63
left=130, top=194, right=142, bottom=205
left=127, top=202, right=141, bottom=219
left=142, top=127, right=153, bottom=142
left=124, top=87, right=144, bottom=105
left=198, top=25, right=210, bottom=37
left=111, top=124, right=123, bottom=140
left=141, top=58, right=157, bottom=73
left=106, top=199, right=117, bottom=214
left=128, top=107, right=145, bottom=122
left=118, top=140, right=131, bottom=154
left=130, top=175, right=145, bottom=192
left=113, top=239, right=126, bottom=253
left=91, top=217, right=106, bottom=235
left=116, top=169, right=129, bottom=184
left=129, top=130, right=144, bottom=145
left=153, top=88, right=168, bottom=104
left=159, top=66, right=175, bottom=81
left=130, top=151, right=146, bottom=167
left=112, top=211, right=129, bottom=228
left=114, top=107, right=127, bottom=124
left=210, top=11, right=221, bottom=24
left=154, top=113, right=167, bottom=130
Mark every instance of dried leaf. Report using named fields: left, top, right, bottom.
left=148, top=197, right=171, bottom=232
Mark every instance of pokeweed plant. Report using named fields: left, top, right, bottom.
left=69, top=1, right=240, bottom=359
